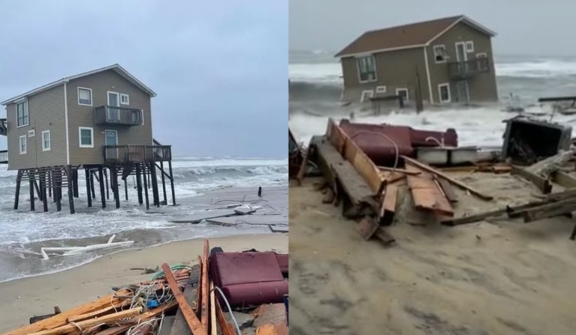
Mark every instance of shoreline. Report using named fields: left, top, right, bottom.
left=0, top=233, right=288, bottom=332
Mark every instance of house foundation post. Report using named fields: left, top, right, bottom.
left=29, top=172, right=35, bottom=212
left=160, top=161, right=167, bottom=205
left=67, top=166, right=75, bottom=214
left=150, top=163, right=160, bottom=207
left=14, top=170, right=22, bottom=210
left=98, top=167, right=106, bottom=209
left=40, top=170, right=48, bottom=212
left=168, top=160, right=176, bottom=206
left=136, top=165, right=143, bottom=205
left=72, top=168, right=79, bottom=198
left=143, top=164, right=150, bottom=210
left=85, top=168, right=92, bottom=208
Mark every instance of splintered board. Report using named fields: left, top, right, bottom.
left=326, top=118, right=384, bottom=194
left=405, top=163, right=454, bottom=217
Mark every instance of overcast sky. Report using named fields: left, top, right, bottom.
left=0, top=0, right=287, bottom=158
left=290, top=0, right=576, bottom=57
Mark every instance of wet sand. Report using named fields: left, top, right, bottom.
left=289, top=176, right=576, bottom=335
left=0, top=234, right=288, bottom=332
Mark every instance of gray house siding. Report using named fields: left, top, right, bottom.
left=341, top=48, right=430, bottom=104
left=426, top=21, right=498, bottom=103
left=7, top=85, right=67, bottom=170
left=66, top=70, right=153, bottom=166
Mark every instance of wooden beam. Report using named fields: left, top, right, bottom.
left=435, top=176, right=457, bottom=203
left=552, top=170, right=576, bottom=189
left=170, top=266, right=200, bottom=335
left=522, top=198, right=576, bottom=223
left=378, top=166, right=420, bottom=175
left=161, top=263, right=207, bottom=335
left=29, top=308, right=142, bottom=335
left=67, top=303, right=125, bottom=323
left=380, top=184, right=398, bottom=225
left=405, top=163, right=454, bottom=216
left=215, top=296, right=235, bottom=335
left=402, top=156, right=493, bottom=200
left=210, top=281, right=218, bottom=335
left=511, top=165, right=552, bottom=194
left=201, top=239, right=210, bottom=329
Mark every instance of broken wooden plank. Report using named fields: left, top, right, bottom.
left=402, top=156, right=493, bottom=201
left=522, top=198, right=576, bottom=223
left=511, top=165, right=553, bottom=194
left=5, top=290, right=131, bottom=335
left=327, top=119, right=384, bottom=194
left=170, top=266, right=200, bottom=335
left=356, top=217, right=379, bottom=240
left=380, top=184, right=398, bottom=225
left=405, top=163, right=454, bottom=217
left=30, top=308, right=142, bottom=335
left=161, top=263, right=207, bottom=335
left=210, top=281, right=217, bottom=335
left=552, top=170, right=576, bottom=188
left=215, top=296, right=235, bottom=335
left=67, top=303, right=125, bottom=323
left=201, top=239, right=210, bottom=329
left=526, top=149, right=574, bottom=178
left=378, top=166, right=420, bottom=175
left=255, top=323, right=288, bottom=335
left=435, top=176, right=458, bottom=203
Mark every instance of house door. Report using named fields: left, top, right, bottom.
left=105, top=130, right=119, bottom=160
left=455, top=42, right=469, bottom=76
left=107, top=92, right=120, bottom=121
left=455, top=81, right=470, bottom=103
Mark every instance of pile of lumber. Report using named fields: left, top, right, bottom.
left=4, top=240, right=231, bottom=335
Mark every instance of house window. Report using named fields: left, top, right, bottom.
left=376, top=86, right=387, bottom=93
left=19, top=135, right=27, bottom=154
left=433, top=45, right=447, bottom=63
left=466, top=41, right=474, bottom=53
left=78, top=87, right=92, bottom=106
left=120, top=94, right=129, bottom=105
left=356, top=55, right=377, bottom=82
left=396, top=88, right=409, bottom=101
left=360, top=90, right=374, bottom=103
left=438, top=83, right=451, bottom=103
left=28, top=129, right=35, bottom=137
left=42, top=130, right=51, bottom=151
left=16, top=101, right=29, bottom=127
left=79, top=127, right=94, bottom=148
left=476, top=53, right=489, bottom=71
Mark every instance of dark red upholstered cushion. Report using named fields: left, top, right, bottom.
left=275, top=254, right=289, bottom=276
left=221, top=281, right=289, bottom=307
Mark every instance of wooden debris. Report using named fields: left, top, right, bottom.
left=215, top=297, right=235, bottom=335
left=161, top=263, right=207, bottom=335
left=295, top=145, right=310, bottom=185
left=521, top=198, right=576, bottom=223
left=378, top=166, right=420, bottom=175
left=170, top=266, right=199, bottom=335
left=67, top=303, right=126, bottom=323
left=552, top=170, right=576, bottom=188
left=405, top=163, right=454, bottom=216
left=29, top=308, right=142, bottom=335
left=210, top=281, right=218, bottom=335
left=526, top=149, right=575, bottom=178
left=255, top=323, right=289, bottom=335
left=511, top=165, right=552, bottom=194
left=355, top=217, right=395, bottom=246
left=403, top=156, right=493, bottom=201
left=201, top=239, right=210, bottom=329
left=380, top=184, right=398, bottom=225
left=435, top=176, right=458, bottom=203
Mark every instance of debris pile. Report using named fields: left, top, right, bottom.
left=5, top=239, right=289, bottom=335
left=297, top=117, right=576, bottom=244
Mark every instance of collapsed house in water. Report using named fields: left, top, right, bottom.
left=1, top=64, right=176, bottom=214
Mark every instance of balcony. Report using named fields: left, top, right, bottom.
left=94, top=106, right=142, bottom=126
left=0, top=118, right=6, bottom=136
left=447, top=58, right=490, bottom=80
left=0, top=150, right=7, bottom=164
left=103, top=145, right=172, bottom=164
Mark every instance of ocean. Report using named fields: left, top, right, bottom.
left=0, top=157, right=287, bottom=282
left=289, top=50, right=576, bottom=145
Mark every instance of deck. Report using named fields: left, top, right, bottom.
left=103, top=145, right=172, bottom=164
left=448, top=58, right=490, bottom=80
left=94, top=106, right=143, bottom=126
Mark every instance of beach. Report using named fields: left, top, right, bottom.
left=0, top=233, right=288, bottom=332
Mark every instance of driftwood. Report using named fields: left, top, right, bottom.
left=526, top=149, right=574, bottom=178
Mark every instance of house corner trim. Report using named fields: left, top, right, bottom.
left=64, top=82, right=70, bottom=165
left=423, top=47, right=434, bottom=104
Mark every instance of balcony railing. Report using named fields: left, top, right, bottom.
left=103, top=145, right=172, bottom=164
left=448, top=58, right=490, bottom=80
left=94, top=106, right=143, bottom=126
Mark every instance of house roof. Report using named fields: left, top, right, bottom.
left=1, top=64, right=157, bottom=105
left=334, top=15, right=497, bottom=58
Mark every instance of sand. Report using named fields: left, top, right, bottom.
left=289, top=175, right=576, bottom=335
left=0, top=234, right=287, bottom=332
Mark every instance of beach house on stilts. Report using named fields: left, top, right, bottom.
left=1, top=64, right=176, bottom=214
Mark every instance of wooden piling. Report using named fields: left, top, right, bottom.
left=150, top=164, right=160, bottom=207
left=85, top=169, right=92, bottom=208
left=67, top=166, right=75, bottom=214
left=90, top=170, right=96, bottom=199
left=14, top=170, right=22, bottom=210
left=104, top=168, right=110, bottom=200
left=124, top=177, right=129, bottom=201
left=168, top=160, right=176, bottom=206
left=136, top=165, right=143, bottom=205
left=111, top=167, right=120, bottom=209
left=29, top=172, right=35, bottom=211
left=143, top=164, right=150, bottom=210
left=40, top=171, right=48, bottom=212
left=160, top=161, right=167, bottom=205
left=98, top=167, right=106, bottom=209
left=47, top=170, right=52, bottom=198
left=56, top=169, right=62, bottom=212
left=72, top=168, right=79, bottom=198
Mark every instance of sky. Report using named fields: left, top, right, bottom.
left=0, top=0, right=287, bottom=158
left=289, top=0, right=576, bottom=57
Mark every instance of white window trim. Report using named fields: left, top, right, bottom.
left=433, top=45, right=447, bottom=64
left=19, top=135, right=27, bottom=154
left=120, top=93, right=130, bottom=105
left=455, top=42, right=467, bottom=62
left=77, top=87, right=93, bottom=106
left=79, top=127, right=94, bottom=148
left=360, top=90, right=374, bottom=103
left=107, top=91, right=120, bottom=106
left=41, top=130, right=51, bottom=151
left=356, top=55, right=378, bottom=83
left=476, top=52, right=487, bottom=58
left=466, top=41, right=474, bottom=53
left=396, top=88, right=409, bottom=101
left=104, top=129, right=119, bottom=145
left=375, top=86, right=387, bottom=93
left=438, top=83, right=451, bottom=103
left=140, top=109, right=145, bottom=125
left=16, top=100, right=29, bottom=128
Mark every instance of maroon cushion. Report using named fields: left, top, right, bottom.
left=221, top=281, right=288, bottom=307
left=275, top=254, right=289, bottom=276
left=210, top=252, right=283, bottom=288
